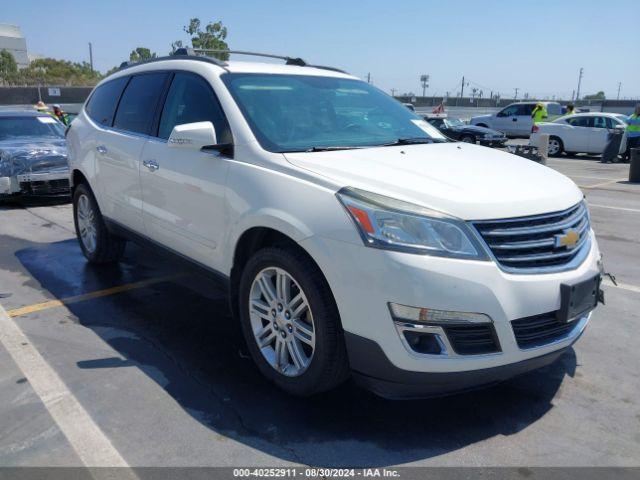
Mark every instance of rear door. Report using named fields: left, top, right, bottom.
left=140, top=71, right=233, bottom=270
left=565, top=116, right=593, bottom=152
left=95, top=72, right=169, bottom=232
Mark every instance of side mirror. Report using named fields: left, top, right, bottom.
left=168, top=121, right=217, bottom=150
left=614, top=124, right=626, bottom=131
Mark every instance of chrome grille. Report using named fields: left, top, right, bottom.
left=472, top=202, right=591, bottom=273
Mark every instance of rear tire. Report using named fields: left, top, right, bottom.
left=548, top=136, right=564, bottom=157
left=72, top=183, right=126, bottom=263
left=238, top=247, right=349, bottom=396
left=461, top=134, right=476, bottom=144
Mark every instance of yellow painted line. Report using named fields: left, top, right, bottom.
left=579, top=178, right=625, bottom=189
left=7, top=273, right=184, bottom=318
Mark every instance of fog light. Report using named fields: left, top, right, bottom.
left=403, top=331, right=442, bottom=354
left=389, top=303, right=491, bottom=324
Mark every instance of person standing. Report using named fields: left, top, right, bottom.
left=52, top=104, right=70, bottom=126
left=531, top=102, right=548, bottom=124
left=625, top=104, right=640, bottom=161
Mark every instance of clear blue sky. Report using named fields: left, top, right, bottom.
left=5, top=0, right=639, bottom=99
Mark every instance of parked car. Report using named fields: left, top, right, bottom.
left=529, top=112, right=628, bottom=157
left=67, top=50, right=602, bottom=399
left=425, top=116, right=507, bottom=147
left=470, top=102, right=563, bottom=137
left=0, top=110, right=70, bottom=199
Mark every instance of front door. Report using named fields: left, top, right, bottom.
left=140, top=72, right=234, bottom=271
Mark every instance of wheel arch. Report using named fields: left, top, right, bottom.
left=229, top=226, right=335, bottom=323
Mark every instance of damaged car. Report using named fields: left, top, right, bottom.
left=0, top=110, right=70, bottom=200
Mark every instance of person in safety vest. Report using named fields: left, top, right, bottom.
left=625, top=104, right=640, bottom=161
left=531, top=102, right=548, bottom=124
left=565, top=104, right=575, bottom=115
left=52, top=104, right=70, bottom=126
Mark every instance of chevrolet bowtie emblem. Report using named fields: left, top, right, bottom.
left=555, top=229, right=579, bottom=249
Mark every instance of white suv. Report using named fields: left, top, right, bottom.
left=67, top=50, right=602, bottom=399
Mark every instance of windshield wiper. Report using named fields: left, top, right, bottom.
left=379, top=137, right=446, bottom=147
left=304, top=145, right=367, bottom=152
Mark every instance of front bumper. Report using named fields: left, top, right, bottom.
left=0, top=170, right=70, bottom=197
left=345, top=330, right=580, bottom=399
left=479, top=138, right=507, bottom=147
left=299, top=231, right=600, bottom=395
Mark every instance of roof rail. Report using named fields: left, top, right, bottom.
left=115, top=48, right=347, bottom=75
left=177, top=47, right=348, bottom=74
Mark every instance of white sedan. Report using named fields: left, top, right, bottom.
left=530, top=112, right=628, bottom=157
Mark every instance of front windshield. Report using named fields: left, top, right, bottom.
left=0, top=116, right=65, bottom=141
left=444, top=118, right=465, bottom=127
left=222, top=73, right=446, bottom=152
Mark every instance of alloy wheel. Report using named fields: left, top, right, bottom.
left=248, top=267, right=315, bottom=377
left=548, top=139, right=560, bottom=155
left=76, top=194, right=97, bottom=253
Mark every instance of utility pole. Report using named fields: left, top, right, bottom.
left=460, top=76, right=465, bottom=99
left=616, top=82, right=622, bottom=100
left=88, top=42, right=94, bottom=73
left=514, top=87, right=519, bottom=100
left=575, top=67, right=583, bottom=102
left=391, top=88, right=396, bottom=97
left=366, top=72, right=371, bottom=84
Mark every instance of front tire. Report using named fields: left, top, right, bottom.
left=461, top=134, right=476, bottom=144
left=73, top=183, right=126, bottom=263
left=238, top=247, right=349, bottom=396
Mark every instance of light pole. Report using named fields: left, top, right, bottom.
left=514, top=87, right=519, bottom=100
left=616, top=82, right=622, bottom=101
left=420, top=74, right=429, bottom=98
left=88, top=42, right=94, bottom=73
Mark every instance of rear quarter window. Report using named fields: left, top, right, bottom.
left=85, top=77, right=129, bottom=126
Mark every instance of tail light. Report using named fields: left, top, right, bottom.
left=531, top=125, right=539, bottom=133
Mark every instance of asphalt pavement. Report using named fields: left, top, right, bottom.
left=0, top=151, right=639, bottom=471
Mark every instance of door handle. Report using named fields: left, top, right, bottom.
left=143, top=159, right=159, bottom=172
left=96, top=145, right=107, bottom=154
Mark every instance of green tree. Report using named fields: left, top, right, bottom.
left=129, top=47, right=157, bottom=62
left=172, top=18, right=229, bottom=60
left=584, top=91, right=606, bottom=101
left=0, top=49, right=18, bottom=84
left=14, top=58, right=102, bottom=86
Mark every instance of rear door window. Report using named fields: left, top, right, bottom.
left=157, top=72, right=231, bottom=143
left=85, top=77, right=129, bottom=126
left=113, top=73, right=169, bottom=135
left=567, top=117, right=593, bottom=128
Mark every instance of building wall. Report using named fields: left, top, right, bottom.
left=0, top=24, right=29, bottom=68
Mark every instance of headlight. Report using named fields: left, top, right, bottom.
left=336, top=187, right=487, bottom=259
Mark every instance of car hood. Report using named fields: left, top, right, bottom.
left=0, top=139, right=68, bottom=177
left=284, top=143, right=582, bottom=220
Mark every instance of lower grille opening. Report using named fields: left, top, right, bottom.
left=20, top=179, right=70, bottom=195
left=402, top=331, right=442, bottom=355
left=512, top=312, right=580, bottom=349
left=442, top=324, right=501, bottom=355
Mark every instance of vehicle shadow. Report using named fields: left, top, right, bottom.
left=14, top=238, right=576, bottom=467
